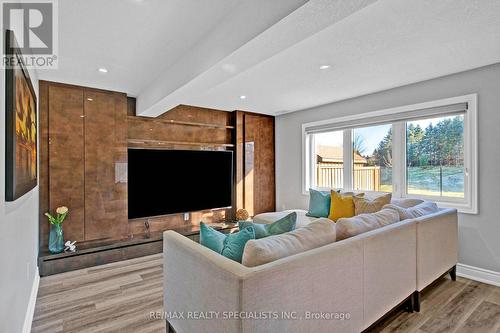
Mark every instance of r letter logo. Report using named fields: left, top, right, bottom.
left=2, top=0, right=58, bottom=68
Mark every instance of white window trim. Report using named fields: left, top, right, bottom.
left=302, top=94, right=478, bottom=214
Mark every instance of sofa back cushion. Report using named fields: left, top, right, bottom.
left=241, top=218, right=336, bottom=267
left=353, top=193, right=392, bottom=215
left=238, top=212, right=297, bottom=239
left=383, top=201, right=439, bottom=220
left=336, top=208, right=400, bottom=241
left=390, top=198, right=424, bottom=208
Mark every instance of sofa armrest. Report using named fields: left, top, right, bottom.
left=415, top=208, right=458, bottom=291
left=360, top=220, right=417, bottom=329
left=163, top=231, right=250, bottom=333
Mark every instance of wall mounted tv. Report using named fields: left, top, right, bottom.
left=128, top=149, right=233, bottom=219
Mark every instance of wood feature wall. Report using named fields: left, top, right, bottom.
left=39, top=85, right=275, bottom=256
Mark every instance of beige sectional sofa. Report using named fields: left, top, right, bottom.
left=163, top=201, right=457, bottom=333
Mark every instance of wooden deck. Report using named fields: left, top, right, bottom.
left=32, top=254, right=500, bottom=333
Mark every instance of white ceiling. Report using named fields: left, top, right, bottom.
left=38, top=0, right=500, bottom=116
left=37, top=0, right=308, bottom=97
left=36, top=0, right=241, bottom=93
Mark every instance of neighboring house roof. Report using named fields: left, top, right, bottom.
left=316, top=145, right=367, bottom=164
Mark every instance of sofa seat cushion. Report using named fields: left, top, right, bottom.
left=241, top=218, right=336, bottom=267
left=383, top=201, right=439, bottom=220
left=336, top=209, right=400, bottom=241
left=253, top=209, right=317, bottom=228
left=238, top=212, right=297, bottom=239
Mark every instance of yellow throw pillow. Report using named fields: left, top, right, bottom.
left=353, top=193, right=392, bottom=215
left=328, top=191, right=364, bottom=221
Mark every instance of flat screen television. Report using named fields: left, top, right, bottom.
left=128, top=149, right=233, bottom=219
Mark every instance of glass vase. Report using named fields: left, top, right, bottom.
left=48, top=223, right=64, bottom=254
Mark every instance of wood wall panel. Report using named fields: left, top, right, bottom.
left=234, top=111, right=245, bottom=211
left=48, top=84, right=85, bottom=241
left=39, top=81, right=50, bottom=247
left=128, top=209, right=230, bottom=235
left=159, top=104, right=232, bottom=126
left=84, top=90, right=128, bottom=240
left=256, top=115, right=276, bottom=213
left=244, top=115, right=256, bottom=216
left=128, top=117, right=231, bottom=144
left=127, top=97, right=136, bottom=116
left=241, top=113, right=276, bottom=216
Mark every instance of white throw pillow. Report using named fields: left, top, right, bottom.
left=336, top=208, right=400, bottom=241
left=383, top=201, right=439, bottom=220
left=241, top=218, right=336, bottom=267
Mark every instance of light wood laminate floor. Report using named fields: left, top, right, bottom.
left=32, top=254, right=500, bottom=333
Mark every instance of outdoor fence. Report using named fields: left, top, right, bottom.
left=317, top=164, right=381, bottom=191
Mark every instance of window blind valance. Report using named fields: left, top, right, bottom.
left=304, top=102, right=467, bottom=134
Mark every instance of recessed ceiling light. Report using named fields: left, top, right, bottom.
left=86, top=98, right=93, bottom=101
left=319, top=65, right=331, bottom=70
left=98, top=68, right=108, bottom=73
left=239, top=95, right=247, bottom=100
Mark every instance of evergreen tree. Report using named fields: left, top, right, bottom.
left=371, top=128, right=393, bottom=167
left=373, top=116, right=464, bottom=168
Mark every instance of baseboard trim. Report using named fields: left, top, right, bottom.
left=457, top=263, right=500, bottom=287
left=22, top=267, right=40, bottom=333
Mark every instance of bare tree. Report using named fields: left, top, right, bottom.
left=353, top=133, right=367, bottom=155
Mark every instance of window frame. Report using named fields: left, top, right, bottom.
left=302, top=94, right=478, bottom=214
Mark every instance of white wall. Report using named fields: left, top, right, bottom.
left=0, top=27, right=40, bottom=333
left=276, top=63, right=500, bottom=273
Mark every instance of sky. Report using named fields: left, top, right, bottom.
left=314, top=124, right=391, bottom=156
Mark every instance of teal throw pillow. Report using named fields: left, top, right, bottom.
left=199, top=222, right=255, bottom=262
left=306, top=188, right=331, bottom=218
left=238, top=212, right=297, bottom=239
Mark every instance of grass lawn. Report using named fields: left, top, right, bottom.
left=320, top=166, right=464, bottom=198
left=379, top=166, right=464, bottom=198
left=407, top=166, right=464, bottom=198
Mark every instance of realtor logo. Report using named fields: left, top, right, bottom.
left=2, top=0, right=58, bottom=68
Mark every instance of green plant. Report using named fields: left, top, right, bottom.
left=45, top=206, right=69, bottom=225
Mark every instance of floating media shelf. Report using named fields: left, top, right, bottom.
left=128, top=138, right=235, bottom=148
left=128, top=116, right=235, bottom=129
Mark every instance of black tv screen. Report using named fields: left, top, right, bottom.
left=128, top=149, right=233, bottom=219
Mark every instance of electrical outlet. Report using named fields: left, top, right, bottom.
left=183, top=212, right=189, bottom=221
